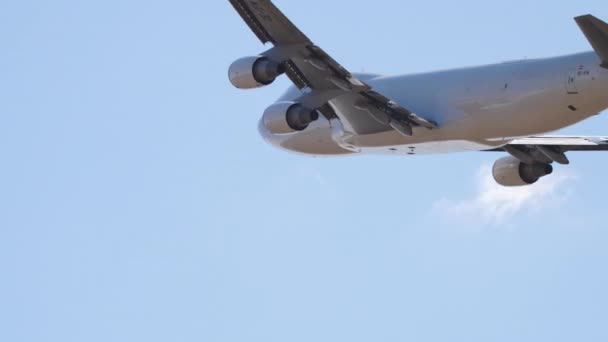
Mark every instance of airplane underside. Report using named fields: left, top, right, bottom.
left=261, top=52, right=608, bottom=157
left=228, top=0, right=608, bottom=186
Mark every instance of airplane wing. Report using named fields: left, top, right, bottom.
left=228, top=0, right=437, bottom=135
left=487, top=136, right=608, bottom=165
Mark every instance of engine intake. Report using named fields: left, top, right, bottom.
left=228, top=56, right=284, bottom=89
left=263, top=102, right=319, bottom=134
left=492, top=156, right=553, bottom=186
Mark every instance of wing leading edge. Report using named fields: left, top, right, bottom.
left=228, top=0, right=437, bottom=135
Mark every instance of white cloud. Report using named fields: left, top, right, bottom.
left=434, top=164, right=576, bottom=226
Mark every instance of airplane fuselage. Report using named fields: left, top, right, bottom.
left=260, top=51, right=608, bottom=156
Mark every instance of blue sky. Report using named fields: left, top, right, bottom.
left=2, top=0, right=608, bottom=341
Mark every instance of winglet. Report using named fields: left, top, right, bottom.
left=575, top=14, right=608, bottom=68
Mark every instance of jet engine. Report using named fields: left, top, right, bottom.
left=492, top=156, right=553, bottom=186
left=262, top=102, right=319, bottom=134
left=228, top=56, right=284, bottom=89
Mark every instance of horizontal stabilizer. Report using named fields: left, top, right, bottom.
left=576, top=14, right=608, bottom=68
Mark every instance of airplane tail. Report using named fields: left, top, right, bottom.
left=576, top=15, right=608, bottom=68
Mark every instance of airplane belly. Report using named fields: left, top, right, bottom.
left=362, top=140, right=502, bottom=155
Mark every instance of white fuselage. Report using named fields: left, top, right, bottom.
left=259, top=52, right=608, bottom=156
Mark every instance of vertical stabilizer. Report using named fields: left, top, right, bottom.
left=576, top=15, right=608, bottom=68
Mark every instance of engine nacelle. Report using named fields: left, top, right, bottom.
left=492, top=156, right=554, bottom=186
left=228, top=56, right=283, bottom=89
left=262, top=101, right=320, bottom=134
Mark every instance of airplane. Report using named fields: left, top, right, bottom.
left=227, top=0, right=608, bottom=187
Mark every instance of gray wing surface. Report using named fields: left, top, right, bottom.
left=487, top=136, right=608, bottom=165
left=228, top=0, right=437, bottom=133
left=509, top=136, right=608, bottom=150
